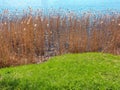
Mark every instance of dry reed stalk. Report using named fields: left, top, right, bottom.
left=0, top=9, right=120, bottom=68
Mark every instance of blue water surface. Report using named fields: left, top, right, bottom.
left=0, top=0, right=120, bottom=12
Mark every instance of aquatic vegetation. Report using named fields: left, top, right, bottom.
left=0, top=9, right=120, bottom=67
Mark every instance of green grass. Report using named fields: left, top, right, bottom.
left=0, top=53, right=120, bottom=90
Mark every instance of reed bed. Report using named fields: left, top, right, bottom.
left=0, top=9, right=120, bottom=67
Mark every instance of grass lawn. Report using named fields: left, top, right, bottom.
left=0, top=53, right=120, bottom=90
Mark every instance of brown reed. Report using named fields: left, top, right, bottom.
left=0, top=9, right=120, bottom=68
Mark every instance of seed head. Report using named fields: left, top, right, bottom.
left=50, top=31, right=52, bottom=34
left=4, top=22, right=7, bottom=25
left=34, top=24, right=37, bottom=27
left=27, top=16, right=32, bottom=25
left=47, top=24, right=49, bottom=27
left=21, top=21, right=23, bottom=24
left=15, top=32, right=17, bottom=34
left=100, top=21, right=104, bottom=24
left=23, top=28, right=26, bottom=31
left=41, top=18, right=44, bottom=21
left=111, top=19, right=115, bottom=22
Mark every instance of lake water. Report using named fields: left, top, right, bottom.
left=0, top=0, right=120, bottom=12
